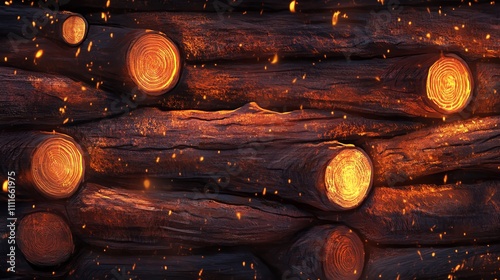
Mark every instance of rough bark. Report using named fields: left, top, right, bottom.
left=67, top=249, right=274, bottom=280
left=320, top=181, right=500, bottom=245
left=83, top=5, right=497, bottom=61
left=363, top=244, right=500, bottom=279
left=365, top=115, right=500, bottom=186
left=469, top=59, right=500, bottom=116
left=57, top=0, right=465, bottom=13
left=0, top=67, right=130, bottom=128
left=66, top=183, right=314, bottom=250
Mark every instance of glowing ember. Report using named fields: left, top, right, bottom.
left=62, top=15, right=88, bottom=46
left=324, top=226, right=365, bottom=280
left=426, top=54, right=473, bottom=114
left=324, top=148, right=373, bottom=210
left=127, top=32, right=181, bottom=96
left=35, top=49, right=43, bottom=58
left=17, top=212, right=74, bottom=266
left=332, top=11, right=341, bottom=26
left=289, top=0, right=296, bottom=13
left=31, top=135, right=84, bottom=199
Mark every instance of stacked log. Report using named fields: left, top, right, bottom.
left=66, top=183, right=314, bottom=250
left=0, top=131, right=85, bottom=199
left=0, top=6, right=88, bottom=47
left=0, top=67, right=129, bottom=127
left=0, top=25, right=181, bottom=96
left=365, top=115, right=500, bottom=186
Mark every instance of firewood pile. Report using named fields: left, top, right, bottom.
left=0, top=0, right=498, bottom=279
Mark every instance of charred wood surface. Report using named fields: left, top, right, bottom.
left=66, top=183, right=314, bottom=250
left=321, top=181, right=500, bottom=245
left=84, top=5, right=498, bottom=61
left=365, top=115, right=500, bottom=186
left=0, top=67, right=129, bottom=128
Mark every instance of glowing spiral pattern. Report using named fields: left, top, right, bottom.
left=62, top=15, right=88, bottom=46
left=127, top=32, right=181, bottom=96
left=324, top=226, right=365, bottom=280
left=426, top=54, right=473, bottom=114
left=18, top=212, right=74, bottom=267
left=324, top=148, right=373, bottom=210
left=31, top=136, right=84, bottom=199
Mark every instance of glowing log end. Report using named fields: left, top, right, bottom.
left=324, top=226, right=365, bottom=280
left=31, top=136, right=85, bottom=199
left=426, top=54, right=473, bottom=114
left=18, top=212, right=74, bottom=267
left=127, top=32, right=181, bottom=96
left=62, top=15, right=88, bottom=46
left=324, top=148, right=373, bottom=210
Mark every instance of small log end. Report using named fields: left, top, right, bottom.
left=18, top=212, right=74, bottom=267
left=31, top=135, right=85, bottom=199
left=61, top=14, right=88, bottom=46
left=127, top=31, right=181, bottom=96
left=324, top=226, right=365, bottom=280
left=324, top=148, right=373, bottom=210
left=426, top=54, right=473, bottom=114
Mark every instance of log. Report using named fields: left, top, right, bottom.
left=67, top=249, right=274, bottom=280
left=17, top=212, right=74, bottom=267
left=320, top=181, right=500, bottom=245
left=66, top=183, right=314, bottom=250
left=83, top=4, right=498, bottom=61
left=365, top=115, right=500, bottom=186
left=262, top=225, right=365, bottom=280
left=65, top=102, right=423, bottom=151
left=0, top=67, right=131, bottom=127
left=0, top=25, right=181, bottom=96
left=155, top=53, right=475, bottom=117
left=363, top=244, right=500, bottom=279
left=0, top=131, right=85, bottom=199
left=56, top=0, right=464, bottom=13
left=77, top=141, right=373, bottom=211
left=0, top=6, right=88, bottom=46
left=469, top=59, right=500, bottom=116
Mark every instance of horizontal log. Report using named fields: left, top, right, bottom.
left=261, top=225, right=365, bottom=280
left=0, top=6, right=88, bottom=46
left=67, top=249, right=274, bottom=280
left=0, top=67, right=130, bottom=127
left=0, top=25, right=181, bottom=96
left=66, top=183, right=314, bottom=250
left=363, top=244, right=500, bottom=279
left=320, top=181, right=500, bottom=245
left=80, top=141, right=374, bottom=211
left=57, top=0, right=464, bottom=13
left=155, top=53, right=475, bottom=117
left=0, top=131, right=85, bottom=199
left=84, top=5, right=498, bottom=61
left=365, top=115, right=500, bottom=186
left=65, top=102, right=423, bottom=151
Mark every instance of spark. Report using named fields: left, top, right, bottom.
left=144, top=179, right=150, bottom=189
left=2, top=180, right=8, bottom=192
left=271, top=53, right=279, bottom=64
left=236, top=212, right=242, bottom=220
left=35, top=49, right=43, bottom=58
left=289, top=0, right=296, bottom=13
left=332, top=11, right=341, bottom=26
left=87, top=41, right=93, bottom=52
left=106, top=0, right=110, bottom=8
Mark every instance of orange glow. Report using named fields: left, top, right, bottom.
left=17, top=212, right=74, bottom=266
left=35, top=49, right=43, bottom=58
left=324, top=226, right=365, bottom=280
left=127, top=32, right=181, bottom=96
left=289, top=0, right=296, bottom=12
left=143, top=179, right=150, bottom=189
left=332, top=11, right=341, bottom=26
left=426, top=54, right=473, bottom=114
left=324, top=148, right=373, bottom=210
left=62, top=15, right=87, bottom=46
left=2, top=180, right=8, bottom=192
left=31, top=136, right=84, bottom=199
